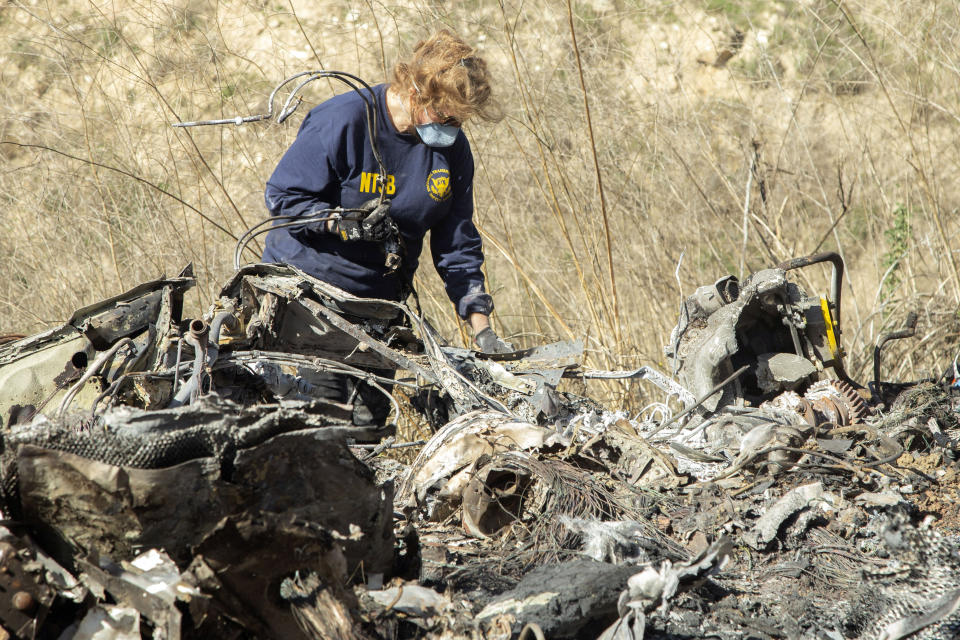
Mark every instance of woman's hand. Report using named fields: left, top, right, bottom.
left=474, top=327, right=513, bottom=354
left=332, top=199, right=394, bottom=242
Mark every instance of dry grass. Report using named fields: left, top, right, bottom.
left=1, top=0, right=958, bottom=410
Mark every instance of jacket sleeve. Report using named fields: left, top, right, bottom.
left=263, top=110, right=342, bottom=230
left=430, top=145, right=495, bottom=318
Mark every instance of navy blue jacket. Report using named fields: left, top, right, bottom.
left=262, top=83, right=493, bottom=318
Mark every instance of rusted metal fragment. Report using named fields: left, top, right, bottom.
left=462, top=463, right=534, bottom=538
left=0, top=335, right=96, bottom=428
left=398, top=411, right=558, bottom=513
left=667, top=269, right=789, bottom=412
left=0, top=535, right=55, bottom=639
left=188, top=513, right=354, bottom=640
left=218, top=263, right=400, bottom=322
left=17, top=445, right=236, bottom=564
left=748, top=482, right=841, bottom=549
left=79, top=289, right=166, bottom=351
left=0, top=270, right=192, bottom=423
left=66, top=270, right=193, bottom=348
left=222, top=264, right=413, bottom=371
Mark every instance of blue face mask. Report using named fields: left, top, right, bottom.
left=404, top=82, right=461, bottom=147
left=415, top=122, right=459, bottom=147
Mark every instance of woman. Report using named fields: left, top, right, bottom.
left=262, top=29, right=511, bottom=355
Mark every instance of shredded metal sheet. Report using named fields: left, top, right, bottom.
left=0, top=263, right=958, bottom=639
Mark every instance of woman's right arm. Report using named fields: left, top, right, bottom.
left=264, top=111, right=341, bottom=220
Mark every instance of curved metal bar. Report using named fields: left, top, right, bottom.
left=90, top=377, right=125, bottom=416
left=775, top=251, right=845, bottom=330
left=871, top=311, right=919, bottom=401
left=168, top=322, right=210, bottom=407
left=209, top=310, right=238, bottom=345
left=216, top=351, right=418, bottom=390
left=774, top=251, right=865, bottom=388
left=647, top=365, right=751, bottom=441
left=216, top=351, right=403, bottom=423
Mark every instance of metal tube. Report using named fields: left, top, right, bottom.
left=167, top=315, right=240, bottom=408
left=168, top=328, right=206, bottom=408
left=353, top=440, right=425, bottom=450
left=208, top=310, right=237, bottom=344
left=570, top=366, right=695, bottom=407
left=172, top=337, right=184, bottom=395
left=57, top=338, right=134, bottom=418
left=189, top=319, right=209, bottom=341
left=647, top=365, right=751, bottom=440
left=871, top=311, right=919, bottom=400
left=216, top=352, right=417, bottom=389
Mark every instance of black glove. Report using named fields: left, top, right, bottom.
left=333, top=199, right=393, bottom=242
left=474, top=327, right=514, bottom=354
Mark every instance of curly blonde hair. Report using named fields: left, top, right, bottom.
left=392, top=29, right=501, bottom=123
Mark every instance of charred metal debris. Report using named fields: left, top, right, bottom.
left=0, top=254, right=958, bottom=639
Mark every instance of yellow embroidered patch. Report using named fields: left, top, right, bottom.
left=426, top=168, right=452, bottom=202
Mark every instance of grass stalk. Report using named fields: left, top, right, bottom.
left=564, top=0, right=621, bottom=350
left=831, top=0, right=960, bottom=305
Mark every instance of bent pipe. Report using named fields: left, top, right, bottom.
left=871, top=311, right=919, bottom=401
left=168, top=332, right=205, bottom=408
left=208, top=310, right=237, bottom=346
left=775, top=251, right=845, bottom=330
left=169, top=321, right=209, bottom=408
left=168, top=313, right=238, bottom=408
left=202, top=310, right=237, bottom=371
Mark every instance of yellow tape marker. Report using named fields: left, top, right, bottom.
left=820, top=296, right=841, bottom=362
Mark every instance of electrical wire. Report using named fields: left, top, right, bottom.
left=173, top=70, right=387, bottom=193
left=178, top=72, right=394, bottom=270
left=231, top=206, right=380, bottom=269
left=233, top=212, right=337, bottom=269
left=57, top=338, right=134, bottom=418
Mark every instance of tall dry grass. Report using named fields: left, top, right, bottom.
left=1, top=0, right=958, bottom=409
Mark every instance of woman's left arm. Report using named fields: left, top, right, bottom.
left=430, top=147, right=513, bottom=353
left=429, top=146, right=493, bottom=317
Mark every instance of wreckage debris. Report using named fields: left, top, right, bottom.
left=0, top=255, right=957, bottom=639
left=476, top=559, right=641, bottom=638
left=596, top=537, right=731, bottom=640
left=847, top=517, right=960, bottom=639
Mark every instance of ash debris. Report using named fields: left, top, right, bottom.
left=0, top=255, right=958, bottom=639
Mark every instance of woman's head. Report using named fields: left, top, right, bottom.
left=392, top=30, right=501, bottom=125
